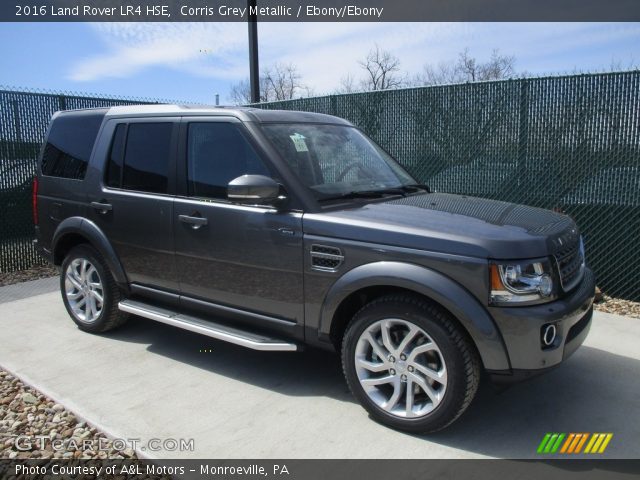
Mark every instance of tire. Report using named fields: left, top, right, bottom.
left=341, top=294, right=480, bottom=433
left=60, top=244, right=129, bottom=333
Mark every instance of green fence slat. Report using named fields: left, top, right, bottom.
left=2, top=74, right=639, bottom=302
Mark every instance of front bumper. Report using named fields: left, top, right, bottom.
left=487, top=267, right=595, bottom=383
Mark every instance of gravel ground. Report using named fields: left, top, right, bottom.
left=0, top=369, right=137, bottom=460
left=595, top=295, right=640, bottom=319
left=0, top=265, right=58, bottom=288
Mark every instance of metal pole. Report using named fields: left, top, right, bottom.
left=248, top=0, right=260, bottom=103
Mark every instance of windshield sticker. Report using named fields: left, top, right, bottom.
left=290, top=133, right=309, bottom=152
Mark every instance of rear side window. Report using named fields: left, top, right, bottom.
left=106, top=122, right=173, bottom=194
left=41, top=110, right=107, bottom=179
left=187, top=122, right=270, bottom=199
left=106, top=124, right=126, bottom=188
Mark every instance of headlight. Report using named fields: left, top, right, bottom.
left=490, top=258, right=555, bottom=305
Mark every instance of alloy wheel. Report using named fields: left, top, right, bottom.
left=64, top=258, right=104, bottom=324
left=354, top=318, right=448, bottom=418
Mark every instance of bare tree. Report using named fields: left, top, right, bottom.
left=414, top=62, right=460, bottom=86
left=414, top=48, right=517, bottom=86
left=457, top=49, right=480, bottom=82
left=358, top=45, right=405, bottom=91
left=263, top=63, right=303, bottom=100
left=228, top=63, right=310, bottom=104
left=608, top=55, right=639, bottom=72
left=335, top=73, right=358, bottom=94
left=229, top=79, right=252, bottom=105
left=475, top=49, right=516, bottom=81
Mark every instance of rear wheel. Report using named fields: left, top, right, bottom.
left=341, top=294, right=480, bottom=433
left=60, top=245, right=128, bottom=333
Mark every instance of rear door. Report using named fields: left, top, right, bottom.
left=87, top=118, right=179, bottom=293
left=173, top=117, right=304, bottom=338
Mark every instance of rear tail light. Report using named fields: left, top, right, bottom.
left=32, top=176, right=39, bottom=225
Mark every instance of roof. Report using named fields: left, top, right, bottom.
left=89, top=104, right=352, bottom=125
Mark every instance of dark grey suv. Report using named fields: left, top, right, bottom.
left=34, top=105, right=595, bottom=433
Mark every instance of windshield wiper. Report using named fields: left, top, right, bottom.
left=401, top=183, right=430, bottom=193
left=318, top=188, right=406, bottom=202
left=317, top=184, right=430, bottom=203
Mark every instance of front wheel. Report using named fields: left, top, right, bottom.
left=341, top=294, right=480, bottom=433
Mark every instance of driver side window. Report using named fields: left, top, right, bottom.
left=187, top=122, right=271, bottom=199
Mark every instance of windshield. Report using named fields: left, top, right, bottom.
left=260, top=123, right=417, bottom=200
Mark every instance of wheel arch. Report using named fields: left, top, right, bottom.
left=319, top=261, right=511, bottom=371
left=52, top=217, right=129, bottom=290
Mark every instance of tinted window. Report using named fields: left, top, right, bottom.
left=41, top=109, right=107, bottom=179
left=187, top=123, right=270, bottom=199
left=41, top=143, right=87, bottom=180
left=106, top=124, right=126, bottom=188
left=122, top=123, right=173, bottom=194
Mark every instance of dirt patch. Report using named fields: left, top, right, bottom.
left=0, top=265, right=58, bottom=288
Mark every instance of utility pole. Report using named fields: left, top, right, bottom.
left=248, top=0, right=260, bottom=103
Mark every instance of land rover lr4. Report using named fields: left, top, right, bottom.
left=34, top=105, right=595, bottom=432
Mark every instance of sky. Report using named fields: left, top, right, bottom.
left=1, top=22, right=639, bottom=104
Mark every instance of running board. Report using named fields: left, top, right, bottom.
left=118, top=299, right=298, bottom=351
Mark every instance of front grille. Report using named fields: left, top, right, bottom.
left=310, top=245, right=344, bottom=272
left=555, top=240, right=584, bottom=292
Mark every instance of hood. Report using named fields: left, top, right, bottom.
left=303, top=193, right=579, bottom=259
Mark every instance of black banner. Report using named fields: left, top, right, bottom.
left=2, top=0, right=640, bottom=22
left=1, top=460, right=640, bottom=480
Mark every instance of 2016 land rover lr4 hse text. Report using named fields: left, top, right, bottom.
left=34, top=106, right=595, bottom=433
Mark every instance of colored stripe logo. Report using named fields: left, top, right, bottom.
left=537, top=433, right=613, bottom=454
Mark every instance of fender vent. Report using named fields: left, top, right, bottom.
left=310, top=245, right=344, bottom=272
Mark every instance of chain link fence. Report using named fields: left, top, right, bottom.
left=0, top=88, right=169, bottom=273
left=256, top=72, right=640, bottom=301
left=1, top=74, right=639, bottom=301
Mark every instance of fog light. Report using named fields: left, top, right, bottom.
left=542, top=324, right=557, bottom=347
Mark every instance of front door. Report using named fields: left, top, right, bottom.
left=173, top=118, right=304, bottom=337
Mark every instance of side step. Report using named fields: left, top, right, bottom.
left=118, top=299, right=298, bottom=351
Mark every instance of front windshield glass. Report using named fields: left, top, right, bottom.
left=260, top=123, right=416, bottom=200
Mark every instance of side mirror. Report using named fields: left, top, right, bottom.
left=227, top=175, right=283, bottom=206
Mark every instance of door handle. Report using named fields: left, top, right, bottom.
left=179, top=214, right=208, bottom=229
left=90, top=201, right=113, bottom=214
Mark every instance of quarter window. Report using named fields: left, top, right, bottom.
left=187, top=122, right=270, bottom=199
left=41, top=143, right=87, bottom=180
left=41, top=110, right=106, bottom=179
